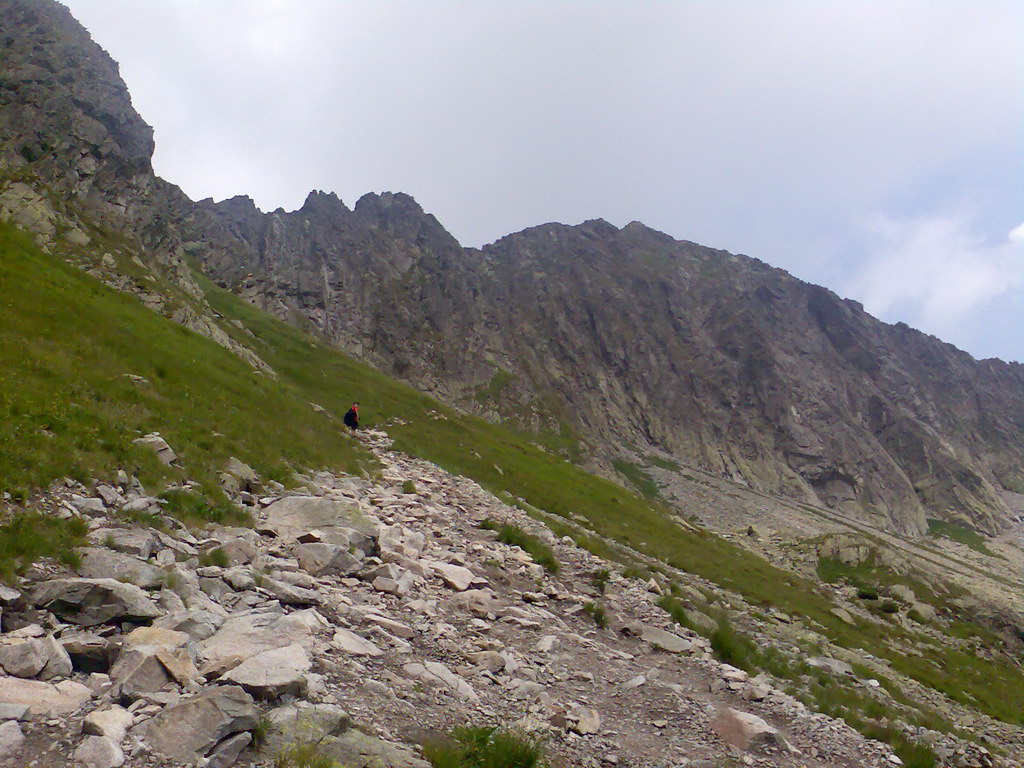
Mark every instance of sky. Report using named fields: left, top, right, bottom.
left=61, top=0, right=1024, bottom=363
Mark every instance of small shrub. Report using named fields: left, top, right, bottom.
left=200, top=547, right=230, bottom=568
left=273, top=742, right=338, bottom=768
left=251, top=715, right=272, bottom=751
left=159, top=488, right=248, bottom=527
left=583, top=601, right=608, bottom=629
left=401, top=479, right=417, bottom=494
left=656, top=595, right=696, bottom=632
left=592, top=568, right=610, bottom=594
left=880, top=600, right=899, bottom=614
left=857, top=586, right=880, bottom=600
left=423, top=725, right=543, bottom=768
left=479, top=520, right=559, bottom=574
left=710, top=617, right=758, bottom=671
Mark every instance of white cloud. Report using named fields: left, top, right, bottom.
left=846, top=215, right=1024, bottom=338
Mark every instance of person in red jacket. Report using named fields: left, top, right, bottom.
left=343, top=402, right=359, bottom=430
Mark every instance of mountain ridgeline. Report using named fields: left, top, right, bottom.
left=3, top=0, right=1024, bottom=537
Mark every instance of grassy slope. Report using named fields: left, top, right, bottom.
left=4, top=224, right=1024, bottom=743
left=0, top=224, right=369, bottom=497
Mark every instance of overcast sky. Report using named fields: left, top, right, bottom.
left=62, top=0, right=1024, bottom=363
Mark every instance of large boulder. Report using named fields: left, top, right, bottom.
left=260, top=496, right=378, bottom=554
left=30, top=579, right=162, bottom=626
left=135, top=685, right=258, bottom=763
left=221, top=643, right=311, bottom=699
left=0, top=677, right=91, bottom=716
left=197, top=607, right=313, bottom=669
left=108, top=626, right=197, bottom=695
left=75, top=548, right=165, bottom=589
left=294, top=542, right=361, bottom=577
left=711, top=707, right=789, bottom=753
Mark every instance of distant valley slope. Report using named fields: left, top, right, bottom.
left=2, top=0, right=1023, bottom=537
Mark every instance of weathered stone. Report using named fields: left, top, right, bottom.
left=0, top=702, right=31, bottom=720
left=362, top=613, right=417, bottom=639
left=535, top=635, right=559, bottom=653
left=294, top=542, right=361, bottom=576
left=87, top=528, right=158, bottom=560
left=0, top=720, right=26, bottom=756
left=711, top=707, right=787, bottom=752
left=137, top=685, right=258, bottom=763
left=261, top=496, right=379, bottom=553
left=31, top=578, right=162, bottom=626
left=429, top=562, right=476, bottom=592
left=38, top=634, right=74, bottom=680
left=807, top=656, right=854, bottom=677
left=109, top=627, right=196, bottom=694
left=637, top=624, right=692, bottom=654
left=572, top=707, right=601, bottom=735
left=154, top=609, right=226, bottom=643
left=0, top=677, right=91, bottom=716
left=403, top=661, right=478, bottom=701
left=207, top=731, right=252, bottom=768
left=132, top=433, right=176, bottom=464
left=198, top=608, right=313, bottom=667
left=331, top=628, right=384, bottom=657
left=74, top=734, right=125, bottom=768
left=222, top=643, right=311, bottom=699
left=260, top=577, right=320, bottom=606
left=0, top=637, right=49, bottom=677
left=320, top=729, right=431, bottom=768
left=83, top=705, right=134, bottom=743
left=75, top=548, right=165, bottom=589
left=60, top=630, right=115, bottom=672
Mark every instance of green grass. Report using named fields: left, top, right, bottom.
left=473, top=369, right=517, bottom=405
left=0, top=223, right=371, bottom=498
left=644, top=453, right=681, bottom=472
left=656, top=594, right=698, bottom=634
left=0, top=511, right=88, bottom=582
left=479, top=520, right=559, bottom=573
left=423, top=726, right=544, bottom=768
left=927, top=518, right=999, bottom=558
left=611, top=458, right=661, bottom=499
left=583, top=601, right=608, bottom=628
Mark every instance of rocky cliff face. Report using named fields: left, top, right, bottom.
left=193, top=196, right=1024, bottom=536
left=3, top=0, right=1024, bottom=536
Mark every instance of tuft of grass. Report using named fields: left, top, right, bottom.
left=199, top=547, right=230, bottom=568
left=710, top=617, right=759, bottom=671
left=0, top=512, right=88, bottom=582
left=591, top=568, right=610, bottom=595
left=644, top=454, right=681, bottom=472
left=273, top=742, right=338, bottom=768
left=423, top=725, right=543, bottom=768
left=479, top=520, right=559, bottom=574
left=927, top=518, right=999, bottom=558
left=251, top=715, right=272, bottom=751
left=401, top=479, right=417, bottom=495
left=857, top=586, right=879, bottom=600
left=583, top=601, right=608, bottom=629
left=656, top=594, right=698, bottom=634
left=159, top=488, right=248, bottom=527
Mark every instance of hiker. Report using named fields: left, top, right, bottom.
left=343, top=402, right=359, bottom=430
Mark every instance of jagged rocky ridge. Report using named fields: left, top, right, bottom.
left=2, top=0, right=1024, bottom=537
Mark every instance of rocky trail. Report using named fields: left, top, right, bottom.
left=0, top=431, right=987, bottom=768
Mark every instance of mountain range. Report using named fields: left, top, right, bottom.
left=2, top=0, right=1023, bottom=538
